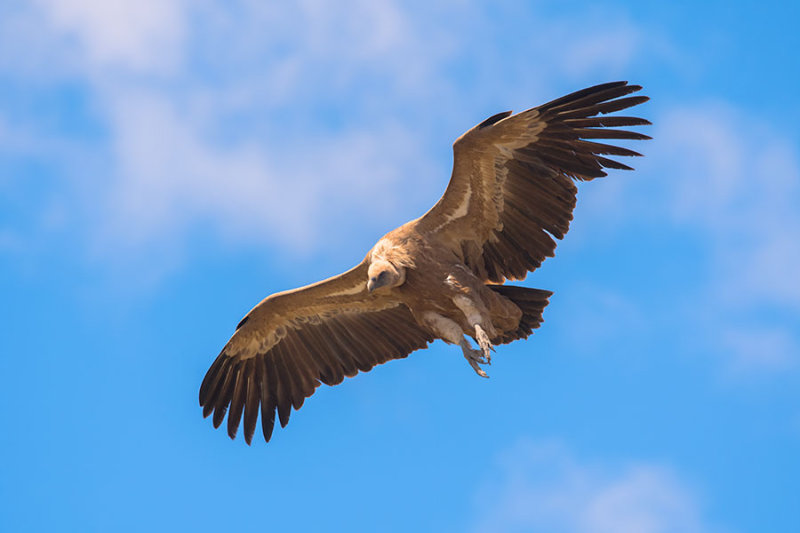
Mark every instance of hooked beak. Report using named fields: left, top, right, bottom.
left=367, top=277, right=377, bottom=292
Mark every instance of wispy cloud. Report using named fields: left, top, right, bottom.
left=33, top=0, right=187, bottom=73
left=530, top=12, right=645, bottom=81
left=473, top=439, right=721, bottom=533
left=5, top=2, right=797, bottom=383
left=722, top=326, right=797, bottom=375
left=657, top=104, right=800, bottom=309
left=643, top=104, right=800, bottom=374
left=99, top=89, right=313, bottom=248
left=95, top=88, right=437, bottom=253
left=1, top=1, right=453, bottom=257
left=1, top=1, right=652, bottom=267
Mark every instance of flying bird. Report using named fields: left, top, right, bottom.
left=199, top=81, right=650, bottom=444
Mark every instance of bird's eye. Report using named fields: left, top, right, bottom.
left=378, top=271, right=387, bottom=280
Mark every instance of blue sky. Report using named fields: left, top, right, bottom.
left=1, top=1, right=799, bottom=532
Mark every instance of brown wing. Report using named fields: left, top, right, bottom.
left=199, top=260, right=434, bottom=444
left=414, top=81, right=650, bottom=282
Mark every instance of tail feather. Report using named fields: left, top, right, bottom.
left=487, top=284, right=553, bottom=344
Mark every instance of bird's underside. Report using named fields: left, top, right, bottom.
left=199, top=81, right=650, bottom=444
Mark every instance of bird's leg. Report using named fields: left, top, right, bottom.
left=473, top=324, right=494, bottom=364
left=422, top=311, right=490, bottom=378
left=453, top=294, right=495, bottom=365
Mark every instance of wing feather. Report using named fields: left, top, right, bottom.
left=212, top=361, right=237, bottom=429
left=242, top=363, right=260, bottom=444
left=569, top=128, right=651, bottom=140
left=414, top=81, right=649, bottom=282
left=199, top=260, right=434, bottom=443
left=272, top=345, right=295, bottom=427
left=563, top=116, right=650, bottom=128
left=538, top=81, right=634, bottom=111
left=199, top=352, right=226, bottom=408
left=227, top=362, right=248, bottom=439
left=258, top=355, right=277, bottom=442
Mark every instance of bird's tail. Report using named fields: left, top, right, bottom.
left=487, top=284, right=553, bottom=345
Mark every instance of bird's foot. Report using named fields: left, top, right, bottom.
left=460, top=339, right=490, bottom=378
left=473, top=324, right=494, bottom=365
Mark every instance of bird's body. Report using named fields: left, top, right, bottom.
left=375, top=230, right=525, bottom=344
left=199, top=81, right=650, bottom=444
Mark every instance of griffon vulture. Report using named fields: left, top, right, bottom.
left=199, top=81, right=650, bottom=444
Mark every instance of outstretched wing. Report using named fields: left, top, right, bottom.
left=199, top=260, right=434, bottom=444
left=414, top=81, right=650, bottom=282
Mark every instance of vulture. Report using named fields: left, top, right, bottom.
left=199, top=81, right=650, bottom=444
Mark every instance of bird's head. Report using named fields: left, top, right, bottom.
left=367, top=260, right=406, bottom=293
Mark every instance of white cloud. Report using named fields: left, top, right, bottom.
left=473, top=440, right=720, bottom=533
left=620, top=104, right=800, bottom=375
left=100, top=90, right=306, bottom=245
left=0, top=1, right=451, bottom=257
left=95, top=89, right=436, bottom=253
left=1, top=0, right=649, bottom=267
left=656, top=104, right=800, bottom=310
left=32, top=0, right=186, bottom=73
left=536, top=15, right=644, bottom=81
left=722, top=326, right=797, bottom=375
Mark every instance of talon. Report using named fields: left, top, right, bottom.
left=466, top=355, right=489, bottom=378
left=460, top=338, right=491, bottom=378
